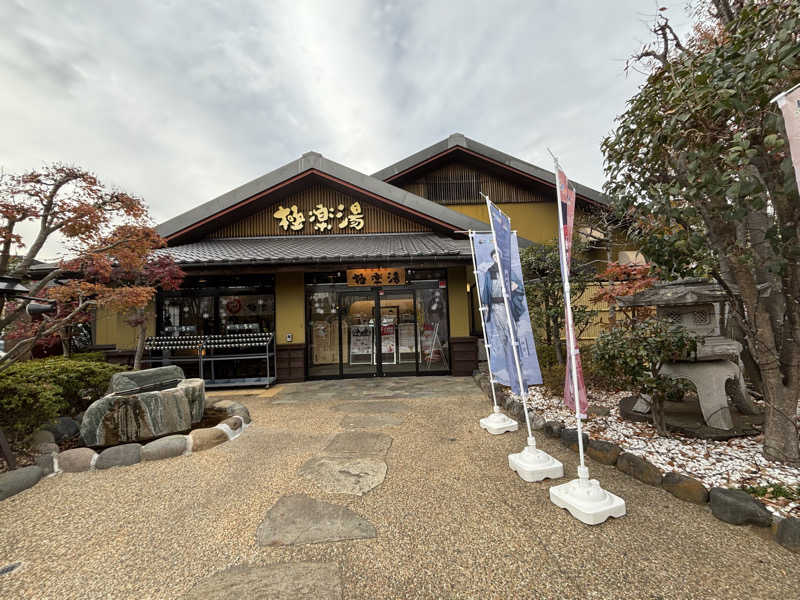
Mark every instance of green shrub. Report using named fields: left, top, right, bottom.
left=0, top=357, right=125, bottom=430
left=70, top=351, right=106, bottom=362
left=0, top=377, right=66, bottom=442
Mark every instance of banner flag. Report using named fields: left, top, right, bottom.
left=479, top=204, right=543, bottom=395
left=773, top=83, right=800, bottom=194
left=556, top=168, right=588, bottom=418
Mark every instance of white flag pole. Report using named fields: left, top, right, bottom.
left=470, top=230, right=518, bottom=434
left=547, top=151, right=625, bottom=524
left=485, top=196, right=563, bottom=482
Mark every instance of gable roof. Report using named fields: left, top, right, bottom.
left=372, top=133, right=609, bottom=207
left=156, top=152, right=494, bottom=244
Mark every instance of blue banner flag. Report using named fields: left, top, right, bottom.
left=477, top=203, right=543, bottom=395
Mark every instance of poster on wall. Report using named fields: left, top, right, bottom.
left=398, top=323, right=416, bottom=360
left=349, top=325, right=373, bottom=364
left=474, top=223, right=542, bottom=395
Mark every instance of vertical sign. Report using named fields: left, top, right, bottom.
left=773, top=83, right=800, bottom=194
left=556, top=167, right=588, bottom=418
left=479, top=204, right=543, bottom=395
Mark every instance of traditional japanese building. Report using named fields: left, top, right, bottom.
left=94, top=134, right=610, bottom=385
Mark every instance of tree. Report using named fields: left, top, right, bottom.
left=601, top=0, right=800, bottom=462
left=520, top=237, right=593, bottom=365
left=104, top=255, right=184, bottom=369
left=0, top=165, right=167, bottom=369
left=592, top=262, right=657, bottom=324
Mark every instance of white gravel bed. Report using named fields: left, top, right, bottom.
left=516, top=386, right=800, bottom=519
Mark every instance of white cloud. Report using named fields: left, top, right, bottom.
left=0, top=0, right=693, bottom=258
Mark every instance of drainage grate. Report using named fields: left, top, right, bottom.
left=0, top=562, right=20, bottom=576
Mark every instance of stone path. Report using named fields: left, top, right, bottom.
left=2, top=376, right=799, bottom=599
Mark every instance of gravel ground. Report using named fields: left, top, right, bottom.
left=0, top=376, right=797, bottom=599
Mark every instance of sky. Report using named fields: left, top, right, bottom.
left=0, top=0, right=692, bottom=258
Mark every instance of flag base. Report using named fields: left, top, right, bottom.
left=480, top=408, right=518, bottom=435
left=508, top=437, right=563, bottom=482
left=549, top=467, right=626, bottom=525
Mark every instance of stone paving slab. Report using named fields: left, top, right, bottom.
left=298, top=456, right=387, bottom=495
left=331, top=401, right=410, bottom=414
left=180, top=562, right=341, bottom=600
left=322, top=431, right=393, bottom=457
left=256, top=494, right=376, bottom=546
left=340, top=414, right=406, bottom=429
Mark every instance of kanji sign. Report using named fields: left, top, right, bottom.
left=347, top=268, right=406, bottom=287
left=273, top=201, right=365, bottom=232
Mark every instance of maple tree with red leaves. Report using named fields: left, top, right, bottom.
left=592, top=262, right=657, bottom=325
left=0, top=165, right=182, bottom=370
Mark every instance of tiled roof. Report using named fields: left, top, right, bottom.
left=155, top=233, right=472, bottom=266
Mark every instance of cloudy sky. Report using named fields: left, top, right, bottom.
left=1, top=0, right=690, bottom=256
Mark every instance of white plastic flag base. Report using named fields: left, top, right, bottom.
left=549, top=467, right=626, bottom=525
left=508, top=436, right=563, bottom=482
left=480, top=408, right=518, bottom=435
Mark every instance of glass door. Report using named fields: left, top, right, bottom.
left=379, top=291, right=418, bottom=375
left=340, top=292, right=378, bottom=377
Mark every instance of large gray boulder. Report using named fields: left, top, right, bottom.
left=81, top=366, right=205, bottom=446
left=0, top=466, right=43, bottom=501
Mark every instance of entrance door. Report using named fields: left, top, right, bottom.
left=340, top=292, right=378, bottom=377
left=379, top=291, right=417, bottom=375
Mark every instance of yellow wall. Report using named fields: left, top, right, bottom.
left=276, top=271, right=306, bottom=344
left=447, top=203, right=559, bottom=244
left=94, top=303, right=156, bottom=350
left=447, top=266, right=470, bottom=337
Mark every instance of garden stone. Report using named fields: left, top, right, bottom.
left=256, top=494, right=376, bottom=546
left=0, top=465, right=43, bottom=500
left=108, top=365, right=185, bottom=393
left=530, top=413, right=546, bottom=430
left=543, top=421, right=562, bottom=439
left=142, top=435, right=187, bottom=461
left=29, top=429, right=55, bottom=447
left=35, top=452, right=56, bottom=476
left=616, top=452, right=663, bottom=486
left=58, top=447, right=97, bottom=472
left=560, top=428, right=590, bottom=452
left=709, top=488, right=772, bottom=527
left=42, top=416, right=80, bottom=442
left=35, top=442, right=59, bottom=456
left=587, top=439, right=621, bottom=465
left=219, top=416, right=243, bottom=432
left=775, top=517, right=800, bottom=553
left=95, top=443, right=142, bottom=470
left=323, top=431, right=392, bottom=457
left=661, top=472, right=709, bottom=504
left=340, top=414, right=405, bottom=429
left=588, top=404, right=610, bottom=417
left=190, top=427, right=228, bottom=452
left=299, top=456, right=387, bottom=495
left=205, top=400, right=251, bottom=424
left=180, top=562, right=341, bottom=600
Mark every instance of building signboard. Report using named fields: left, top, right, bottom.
left=346, top=268, right=406, bottom=287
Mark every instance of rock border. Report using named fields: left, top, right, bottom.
left=472, top=370, right=800, bottom=555
left=0, top=400, right=252, bottom=502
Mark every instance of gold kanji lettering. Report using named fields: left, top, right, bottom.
left=308, top=203, right=332, bottom=231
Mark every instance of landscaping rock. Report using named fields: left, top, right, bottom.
left=177, top=379, right=206, bottom=423
left=81, top=387, right=197, bottom=446
left=219, top=416, right=243, bottom=432
left=35, top=452, right=56, bottom=476
left=560, top=428, right=590, bottom=452
left=299, top=456, right=387, bottom=495
left=35, top=442, right=59, bottom=456
left=709, top=488, right=773, bottom=527
left=42, top=416, right=80, bottom=442
left=142, top=435, right=187, bottom=461
left=29, top=429, right=55, bottom=447
left=180, top=562, right=342, bottom=600
left=340, top=414, right=405, bottom=429
left=530, top=413, right=546, bottom=430
left=190, top=427, right=228, bottom=452
left=616, top=452, right=663, bottom=486
left=108, top=365, right=185, bottom=393
left=58, top=448, right=97, bottom=472
left=587, top=439, right=621, bottom=465
left=0, top=465, right=43, bottom=501
left=543, top=421, right=562, bottom=439
left=255, top=494, right=376, bottom=546
left=95, top=443, right=142, bottom=470
left=661, top=471, right=709, bottom=504
left=775, top=517, right=800, bottom=553
left=588, top=404, right=610, bottom=417
left=205, top=400, right=251, bottom=424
